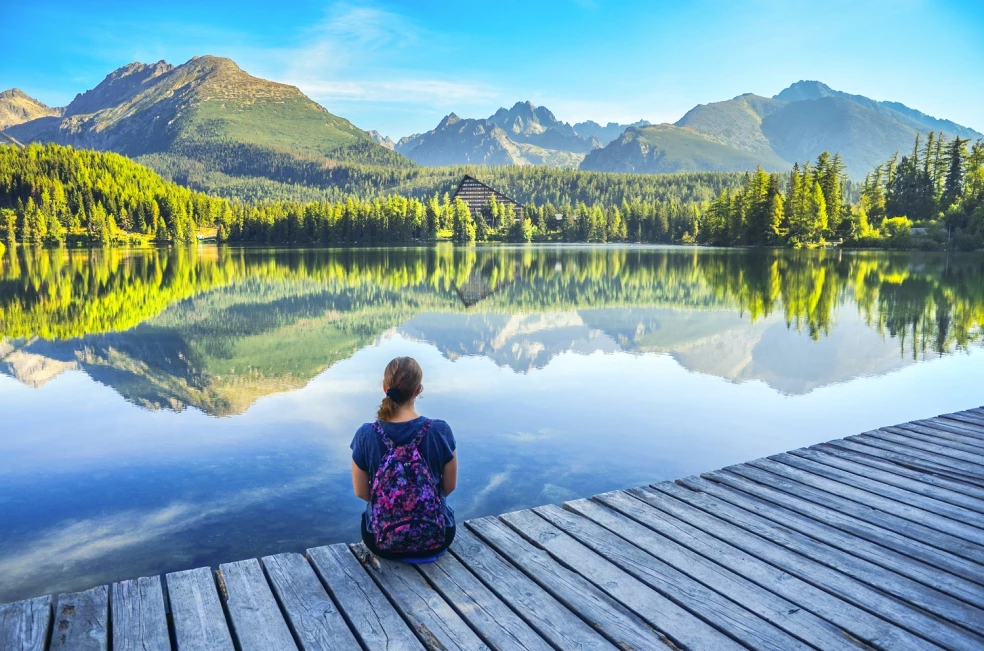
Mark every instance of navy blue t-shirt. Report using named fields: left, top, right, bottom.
left=351, top=416, right=456, bottom=527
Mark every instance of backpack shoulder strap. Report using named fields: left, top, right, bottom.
left=410, top=418, right=433, bottom=449
left=371, top=421, right=395, bottom=448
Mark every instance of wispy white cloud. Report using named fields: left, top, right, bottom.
left=0, top=474, right=331, bottom=593
left=247, top=3, right=498, bottom=114
left=297, top=79, right=497, bottom=106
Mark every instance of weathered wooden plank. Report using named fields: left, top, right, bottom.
left=918, top=418, right=984, bottom=441
left=260, top=553, right=360, bottom=651
left=503, top=508, right=751, bottom=650
left=166, top=567, right=235, bottom=651
left=766, top=453, right=984, bottom=544
left=467, top=516, right=673, bottom=649
left=689, top=472, right=984, bottom=607
left=822, top=438, right=984, bottom=492
left=942, top=412, right=984, bottom=429
left=449, top=527, right=615, bottom=650
left=887, top=425, right=984, bottom=457
left=417, top=550, right=553, bottom=650
left=49, top=587, right=107, bottom=651
left=870, top=429, right=984, bottom=466
left=307, top=544, right=423, bottom=651
left=652, top=479, right=984, bottom=645
left=726, top=460, right=984, bottom=568
left=594, top=490, right=929, bottom=650
left=0, top=596, right=50, bottom=651
left=218, top=558, right=298, bottom=651
left=791, top=446, right=984, bottom=515
left=851, top=433, right=984, bottom=479
left=901, top=422, right=984, bottom=449
left=846, top=434, right=984, bottom=483
left=535, top=503, right=831, bottom=650
left=635, top=483, right=980, bottom=650
left=351, top=543, right=489, bottom=651
left=111, top=576, right=169, bottom=651
left=762, top=453, right=984, bottom=542
left=815, top=441, right=984, bottom=499
left=561, top=498, right=871, bottom=650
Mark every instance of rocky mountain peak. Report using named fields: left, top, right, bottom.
left=0, top=88, right=62, bottom=129
left=774, top=80, right=836, bottom=102
left=65, top=60, right=174, bottom=116
left=1, top=89, right=30, bottom=100
left=367, top=130, right=395, bottom=150
left=438, top=113, right=462, bottom=128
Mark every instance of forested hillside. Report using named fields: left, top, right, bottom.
left=1, top=139, right=981, bottom=250
left=702, top=134, right=984, bottom=249
left=0, top=143, right=226, bottom=244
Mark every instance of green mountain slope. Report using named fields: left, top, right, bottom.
left=775, top=80, right=983, bottom=140
left=674, top=94, right=785, bottom=156
left=579, top=124, right=789, bottom=174
left=760, top=96, right=924, bottom=175
left=6, top=56, right=412, bottom=194
left=583, top=82, right=983, bottom=179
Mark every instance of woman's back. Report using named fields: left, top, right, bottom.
left=351, top=416, right=456, bottom=526
left=350, top=356, right=458, bottom=560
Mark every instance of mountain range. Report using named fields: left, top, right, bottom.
left=389, top=102, right=649, bottom=167
left=391, top=81, right=982, bottom=178
left=2, top=57, right=981, bottom=185
left=582, top=81, right=983, bottom=178
left=1, top=56, right=409, bottom=200
left=0, top=294, right=917, bottom=416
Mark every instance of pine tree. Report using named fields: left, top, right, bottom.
left=47, top=212, right=66, bottom=245
left=942, top=137, right=969, bottom=210
left=2, top=209, right=17, bottom=243
left=809, top=181, right=828, bottom=243
left=452, top=199, right=476, bottom=243
left=739, top=167, right=767, bottom=245
left=768, top=192, right=784, bottom=244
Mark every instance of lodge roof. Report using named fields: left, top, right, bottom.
left=451, top=175, right=525, bottom=210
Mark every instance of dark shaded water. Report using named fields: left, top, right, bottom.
left=1, top=244, right=982, bottom=601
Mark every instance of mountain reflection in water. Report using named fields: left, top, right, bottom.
left=0, top=245, right=982, bottom=602
left=2, top=245, right=982, bottom=411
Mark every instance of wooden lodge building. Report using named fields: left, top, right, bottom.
left=451, top=175, right=524, bottom=225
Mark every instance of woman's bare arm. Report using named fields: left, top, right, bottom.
left=442, top=451, right=458, bottom=496
left=352, top=460, right=371, bottom=501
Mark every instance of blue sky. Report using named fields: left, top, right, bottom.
left=3, top=0, right=983, bottom=138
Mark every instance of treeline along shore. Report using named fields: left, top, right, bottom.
left=3, top=246, right=982, bottom=358
left=0, top=133, right=982, bottom=251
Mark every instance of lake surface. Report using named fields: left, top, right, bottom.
left=1, top=244, right=983, bottom=602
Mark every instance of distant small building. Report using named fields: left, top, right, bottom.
left=451, top=175, right=524, bottom=224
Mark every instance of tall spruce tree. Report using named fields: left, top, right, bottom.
left=942, top=137, right=969, bottom=211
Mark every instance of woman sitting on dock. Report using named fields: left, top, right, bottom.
left=351, top=356, right=458, bottom=562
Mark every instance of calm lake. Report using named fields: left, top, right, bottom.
left=1, top=244, right=983, bottom=602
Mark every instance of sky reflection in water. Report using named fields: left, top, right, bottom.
left=1, top=245, right=983, bottom=601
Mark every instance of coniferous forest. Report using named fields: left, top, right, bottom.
left=1, top=136, right=982, bottom=250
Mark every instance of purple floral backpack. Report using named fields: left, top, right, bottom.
left=368, top=419, right=446, bottom=552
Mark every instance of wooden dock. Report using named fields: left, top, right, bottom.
left=3, top=407, right=984, bottom=650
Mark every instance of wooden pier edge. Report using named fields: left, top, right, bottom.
left=2, top=406, right=984, bottom=650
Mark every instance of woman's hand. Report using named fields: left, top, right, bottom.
left=352, top=460, right=371, bottom=501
